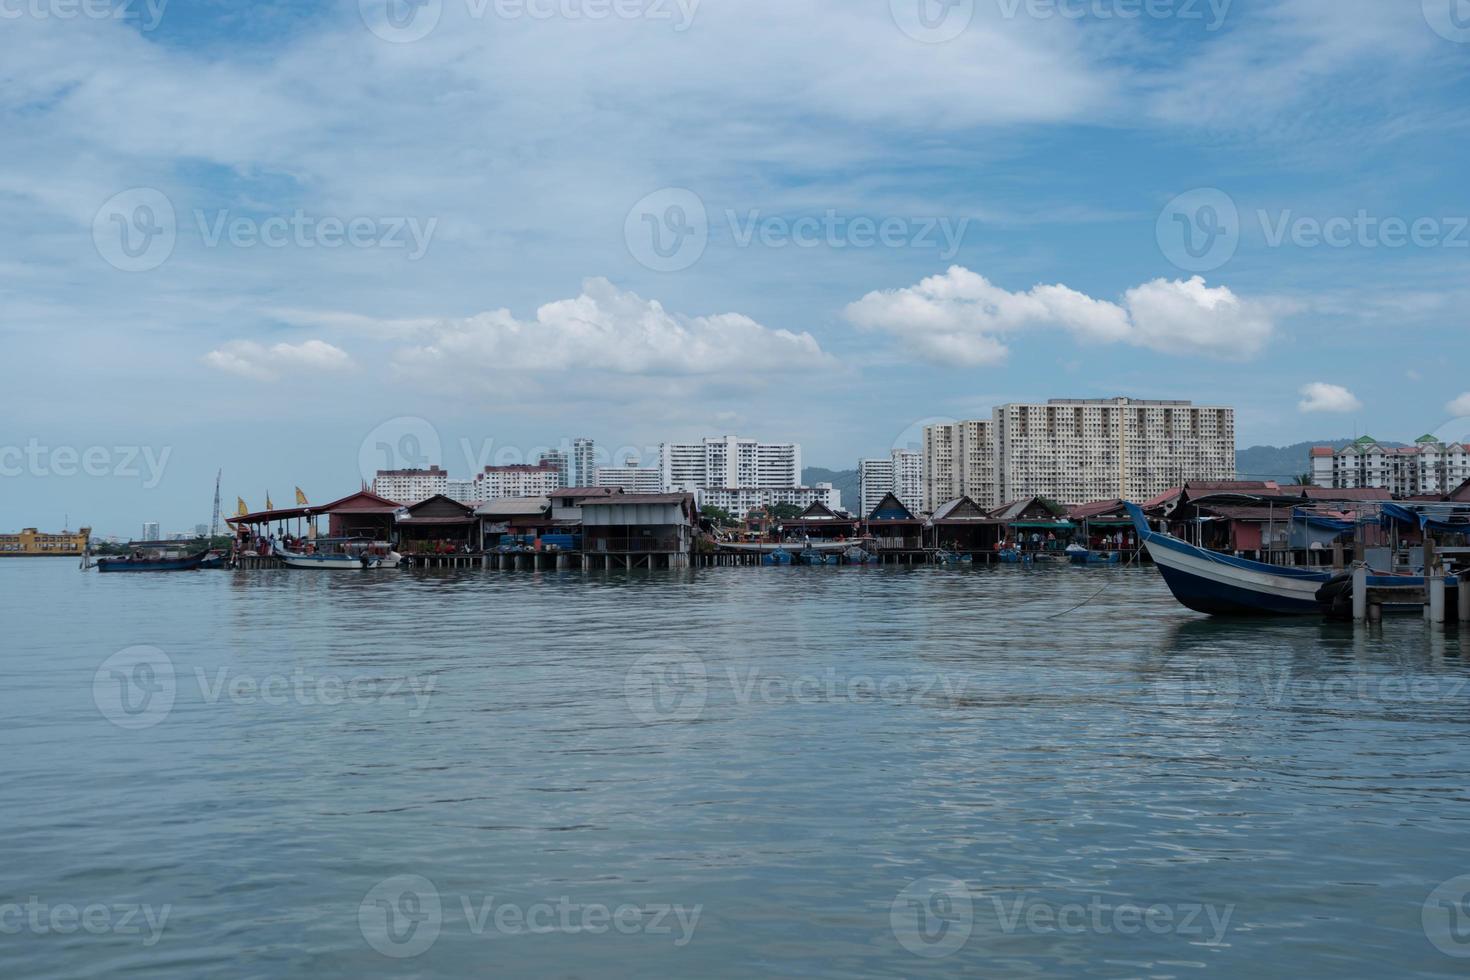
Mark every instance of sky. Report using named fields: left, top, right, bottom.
left=2, top=0, right=1469, bottom=536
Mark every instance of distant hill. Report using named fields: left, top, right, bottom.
left=1236, top=438, right=1404, bottom=484
left=803, top=467, right=861, bottom=512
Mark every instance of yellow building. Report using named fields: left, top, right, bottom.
left=0, top=527, right=92, bottom=556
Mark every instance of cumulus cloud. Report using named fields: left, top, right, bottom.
left=843, top=267, right=1272, bottom=365
left=1447, top=393, right=1470, bottom=417
left=1298, top=382, right=1362, bottom=413
left=203, top=339, right=354, bottom=381
left=389, top=277, right=830, bottom=378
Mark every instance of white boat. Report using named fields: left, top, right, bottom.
left=274, top=544, right=380, bottom=570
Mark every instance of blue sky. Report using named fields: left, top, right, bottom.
left=3, top=0, right=1469, bottom=536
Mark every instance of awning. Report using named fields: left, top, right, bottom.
left=1009, top=520, right=1074, bottom=529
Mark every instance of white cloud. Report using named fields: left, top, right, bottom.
left=1298, top=382, right=1362, bottom=413
left=1124, top=277, right=1273, bottom=359
left=203, top=339, right=354, bottom=381
left=843, top=267, right=1272, bottom=365
left=1447, top=393, right=1470, bottom=417
left=389, top=277, right=830, bottom=379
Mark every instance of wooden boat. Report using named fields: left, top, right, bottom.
left=1124, top=503, right=1447, bottom=616
left=934, top=549, right=972, bottom=565
left=96, top=549, right=209, bottom=573
left=762, top=548, right=793, bottom=566
left=274, top=544, right=380, bottom=569
left=1066, top=544, right=1120, bottom=565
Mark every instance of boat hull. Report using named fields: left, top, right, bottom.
left=96, top=550, right=209, bottom=573
left=275, top=548, right=378, bottom=570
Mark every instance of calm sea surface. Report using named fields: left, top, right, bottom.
left=4, top=558, right=1470, bottom=978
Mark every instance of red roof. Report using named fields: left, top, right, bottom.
left=316, top=489, right=404, bottom=513
left=1309, top=446, right=1334, bottom=457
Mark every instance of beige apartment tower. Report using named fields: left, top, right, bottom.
left=923, top=398, right=1235, bottom=510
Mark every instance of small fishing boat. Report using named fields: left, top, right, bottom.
left=96, top=549, right=210, bottom=573
left=998, top=548, right=1029, bottom=564
left=934, top=549, right=972, bottom=565
left=1125, top=503, right=1448, bottom=616
left=274, top=543, right=380, bottom=570
left=797, top=548, right=837, bottom=565
left=1066, top=544, right=1120, bottom=565
left=762, top=548, right=793, bottom=566
left=841, top=546, right=876, bottom=565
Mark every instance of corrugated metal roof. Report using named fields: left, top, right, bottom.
left=474, top=496, right=551, bottom=516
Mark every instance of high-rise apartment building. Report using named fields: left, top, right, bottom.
left=572, top=438, right=597, bottom=488
left=858, top=449, right=924, bottom=517
left=922, top=398, right=1235, bottom=508
left=594, top=467, right=665, bottom=494
left=372, top=466, right=448, bottom=504
left=141, top=521, right=161, bottom=542
left=472, top=463, right=563, bottom=502
left=1310, top=435, right=1470, bottom=496
left=536, top=450, right=570, bottom=490
left=993, top=398, right=1234, bottom=504
left=922, top=419, right=997, bottom=511
left=658, top=437, right=801, bottom=492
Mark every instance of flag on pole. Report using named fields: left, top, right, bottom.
left=266, top=492, right=274, bottom=510
left=236, top=497, right=249, bottom=517
left=295, top=487, right=308, bottom=505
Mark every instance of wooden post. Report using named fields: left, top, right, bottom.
left=1331, top=539, right=1343, bottom=571
left=1352, top=562, right=1368, bottom=622
left=1458, top=570, right=1470, bottom=624
left=1429, top=564, right=1446, bottom=625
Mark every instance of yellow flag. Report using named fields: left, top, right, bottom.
left=237, top=497, right=249, bottom=517
left=266, top=492, right=274, bottom=510
left=295, top=487, right=308, bottom=505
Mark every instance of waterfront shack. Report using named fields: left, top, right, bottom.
left=991, top=496, right=1072, bottom=552
left=580, top=492, right=696, bottom=569
left=780, top=501, right=859, bottom=543
left=1068, top=499, right=1137, bottom=553
left=476, top=496, right=557, bottom=551
left=925, top=496, right=1004, bottom=556
left=319, top=489, right=404, bottom=541
left=396, top=495, right=479, bottom=554
left=864, top=493, right=924, bottom=553
left=548, top=487, right=624, bottom=523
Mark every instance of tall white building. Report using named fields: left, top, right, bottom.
left=536, top=450, right=570, bottom=490
left=573, top=438, right=597, bottom=488
left=922, top=420, right=997, bottom=511
left=373, top=466, right=448, bottom=504
left=472, top=463, right=563, bottom=502
left=141, top=521, right=160, bottom=541
left=994, top=398, right=1234, bottom=504
left=594, top=467, right=665, bottom=494
left=659, top=437, right=801, bottom=492
left=858, top=449, right=923, bottom=517
left=921, top=398, right=1235, bottom=508
left=1311, top=435, right=1470, bottom=495
left=697, top=484, right=839, bottom=519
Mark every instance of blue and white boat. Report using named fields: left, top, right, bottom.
left=274, top=544, right=380, bottom=570
left=1125, top=503, right=1453, bottom=616
left=1126, top=502, right=1337, bottom=614
left=762, top=548, right=793, bottom=566
left=96, top=549, right=209, bottom=573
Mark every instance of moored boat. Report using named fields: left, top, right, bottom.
left=1125, top=503, right=1450, bottom=616
left=274, top=544, right=380, bottom=569
left=96, top=549, right=210, bottom=573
